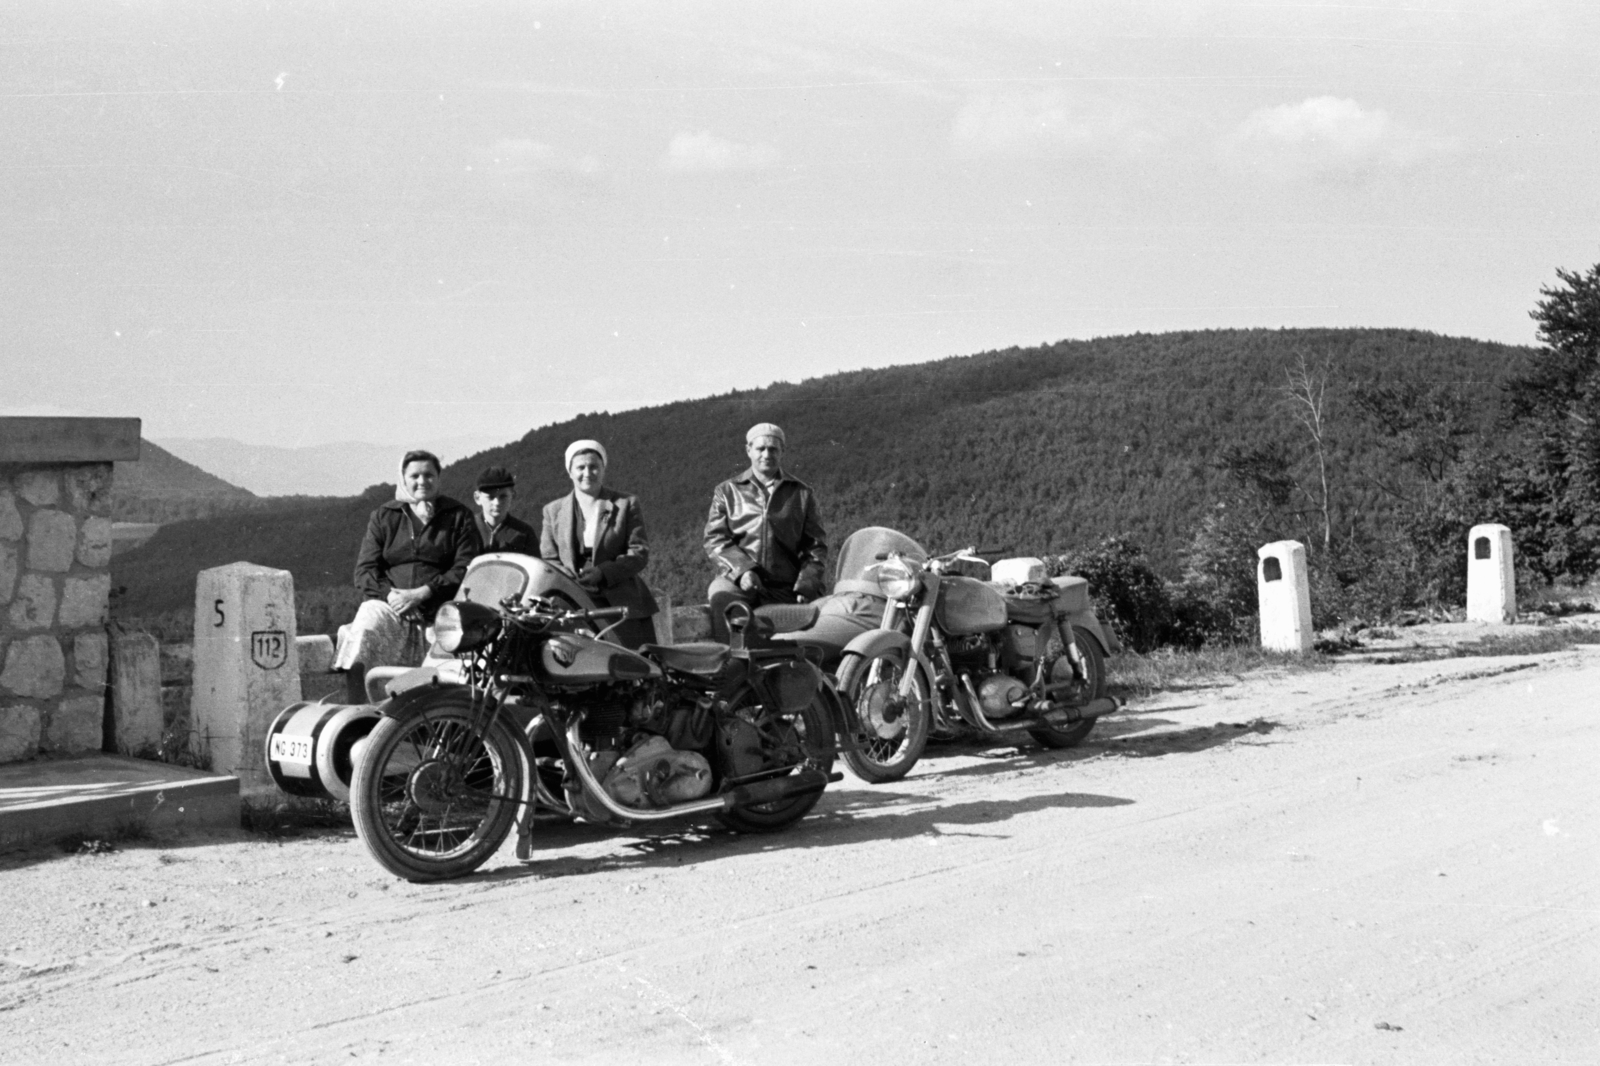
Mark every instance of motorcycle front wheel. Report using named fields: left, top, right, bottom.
left=835, top=650, right=932, bottom=783
left=349, top=690, right=526, bottom=882
left=1028, top=625, right=1108, bottom=750
left=715, top=684, right=836, bottom=834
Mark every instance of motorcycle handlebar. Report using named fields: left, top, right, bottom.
left=873, top=546, right=1006, bottom=562
left=507, top=598, right=629, bottom=629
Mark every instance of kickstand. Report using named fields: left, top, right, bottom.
left=513, top=804, right=535, bottom=860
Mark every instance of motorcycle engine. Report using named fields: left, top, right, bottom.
left=974, top=673, right=1027, bottom=719
left=570, top=685, right=632, bottom=748
left=602, top=735, right=713, bottom=808
left=944, top=633, right=991, bottom=671
left=572, top=683, right=715, bottom=756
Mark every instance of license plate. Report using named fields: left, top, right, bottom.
left=270, top=733, right=314, bottom=766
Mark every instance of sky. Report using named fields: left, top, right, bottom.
left=2, top=0, right=1597, bottom=450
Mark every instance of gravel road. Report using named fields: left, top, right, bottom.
left=2, top=642, right=1595, bottom=1065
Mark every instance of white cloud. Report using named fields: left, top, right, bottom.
left=1225, top=96, right=1458, bottom=178
left=662, top=131, right=778, bottom=173
left=950, top=90, right=1156, bottom=159
left=481, top=137, right=601, bottom=177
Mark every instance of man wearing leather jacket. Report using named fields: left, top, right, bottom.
left=704, top=422, right=828, bottom=640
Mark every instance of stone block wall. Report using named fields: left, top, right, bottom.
left=0, top=461, right=116, bottom=761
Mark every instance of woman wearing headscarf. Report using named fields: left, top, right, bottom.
left=334, top=449, right=481, bottom=694
left=539, top=439, right=659, bottom=649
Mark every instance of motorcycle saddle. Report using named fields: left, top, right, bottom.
left=641, top=641, right=730, bottom=675
left=752, top=603, right=821, bottom=634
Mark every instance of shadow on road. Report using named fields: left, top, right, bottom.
left=476, top=783, right=1135, bottom=882
left=466, top=718, right=1285, bottom=884
left=907, top=711, right=1278, bottom=781
left=1097, top=718, right=1282, bottom=757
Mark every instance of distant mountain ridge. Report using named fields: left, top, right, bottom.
left=113, top=327, right=1532, bottom=632
left=155, top=434, right=505, bottom=497
left=111, top=440, right=255, bottom=523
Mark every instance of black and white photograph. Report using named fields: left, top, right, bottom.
left=1, top=2, right=1595, bottom=1063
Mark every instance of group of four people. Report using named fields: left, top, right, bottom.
left=332, top=423, right=828, bottom=682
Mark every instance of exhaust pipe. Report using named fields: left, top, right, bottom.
left=722, top=768, right=837, bottom=810
left=1037, top=695, right=1122, bottom=727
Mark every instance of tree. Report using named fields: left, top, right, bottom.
left=1500, top=261, right=1600, bottom=582
left=1351, top=379, right=1476, bottom=494
left=1350, top=378, right=1488, bottom=606
left=1281, top=354, right=1333, bottom=553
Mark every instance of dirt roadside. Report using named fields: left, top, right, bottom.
left=1, top=634, right=1596, bottom=1065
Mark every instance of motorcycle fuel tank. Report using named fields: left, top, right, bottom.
left=935, top=576, right=1009, bottom=635
left=538, top=631, right=661, bottom=683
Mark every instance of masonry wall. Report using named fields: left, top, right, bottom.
left=0, top=461, right=116, bottom=761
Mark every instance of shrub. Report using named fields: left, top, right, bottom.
left=1048, top=536, right=1177, bottom=652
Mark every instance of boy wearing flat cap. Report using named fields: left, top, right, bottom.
left=472, top=466, right=537, bottom=554
left=703, top=422, right=828, bottom=640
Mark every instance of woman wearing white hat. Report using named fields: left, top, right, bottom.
left=539, top=439, right=659, bottom=648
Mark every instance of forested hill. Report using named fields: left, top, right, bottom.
left=111, top=440, right=256, bottom=523
left=113, top=328, right=1530, bottom=627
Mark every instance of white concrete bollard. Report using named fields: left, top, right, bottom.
left=1257, top=540, right=1313, bottom=654
left=295, top=634, right=336, bottom=675
left=192, top=563, right=301, bottom=793
left=1466, top=523, right=1516, bottom=624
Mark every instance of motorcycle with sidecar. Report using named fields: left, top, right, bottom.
left=267, top=553, right=848, bottom=882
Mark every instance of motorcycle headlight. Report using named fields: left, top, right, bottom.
left=433, top=600, right=498, bottom=654
left=872, top=560, right=920, bottom=601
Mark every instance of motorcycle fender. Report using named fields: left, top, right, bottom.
left=377, top=666, right=441, bottom=703
left=839, top=628, right=913, bottom=663
left=837, top=629, right=938, bottom=725
left=817, top=681, right=861, bottom=745
left=375, top=674, right=474, bottom=718
left=1063, top=611, right=1119, bottom=656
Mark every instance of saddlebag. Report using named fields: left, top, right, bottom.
left=1050, top=575, right=1091, bottom=613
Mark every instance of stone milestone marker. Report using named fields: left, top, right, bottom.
left=192, top=563, right=302, bottom=793
left=1466, top=523, right=1516, bottom=624
left=1257, top=540, right=1313, bottom=654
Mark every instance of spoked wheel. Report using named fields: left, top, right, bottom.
left=715, top=683, right=836, bottom=834
left=1029, top=626, right=1107, bottom=750
left=835, top=650, right=931, bottom=783
left=349, top=690, right=526, bottom=882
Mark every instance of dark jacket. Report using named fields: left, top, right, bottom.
left=353, top=495, right=481, bottom=621
left=474, top=512, right=538, bottom=555
left=539, top=489, right=659, bottom=618
left=704, top=469, right=827, bottom=591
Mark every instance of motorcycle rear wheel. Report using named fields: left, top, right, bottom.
left=716, top=685, right=836, bottom=834
left=350, top=691, right=525, bottom=882
left=836, top=650, right=931, bottom=783
left=1028, top=626, right=1107, bottom=750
